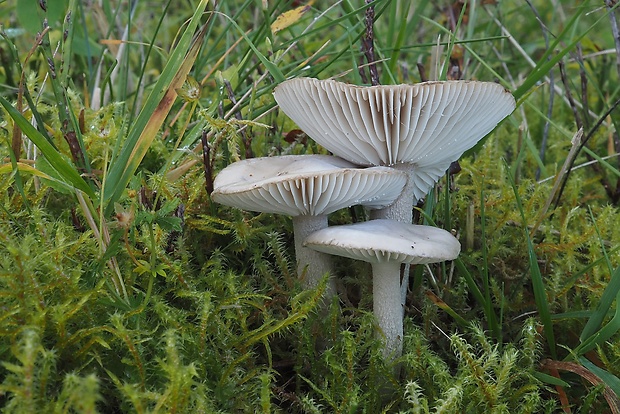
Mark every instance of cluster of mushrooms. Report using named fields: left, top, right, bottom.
left=211, top=77, right=516, bottom=359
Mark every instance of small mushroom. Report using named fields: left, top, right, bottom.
left=304, top=219, right=461, bottom=358
left=211, top=155, right=407, bottom=300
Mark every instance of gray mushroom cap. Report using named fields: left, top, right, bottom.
left=274, top=78, right=516, bottom=200
left=304, top=219, right=461, bottom=264
left=211, top=155, right=407, bottom=216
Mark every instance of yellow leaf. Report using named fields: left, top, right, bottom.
left=271, top=2, right=314, bottom=34
left=0, top=162, right=52, bottom=179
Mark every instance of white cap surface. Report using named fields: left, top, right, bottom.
left=274, top=78, right=516, bottom=200
left=211, top=155, right=407, bottom=216
left=304, top=219, right=461, bottom=264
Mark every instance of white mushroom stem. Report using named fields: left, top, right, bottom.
left=369, top=163, right=415, bottom=224
left=372, top=261, right=404, bottom=359
left=369, top=163, right=417, bottom=311
left=292, top=215, right=336, bottom=299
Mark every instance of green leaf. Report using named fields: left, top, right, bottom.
left=102, top=0, right=211, bottom=215
left=157, top=198, right=181, bottom=217
left=580, top=357, right=620, bottom=399
left=134, top=260, right=151, bottom=276
left=155, top=217, right=182, bottom=233
left=0, top=96, right=96, bottom=199
left=35, top=154, right=77, bottom=194
left=532, top=371, right=570, bottom=388
left=16, top=0, right=43, bottom=33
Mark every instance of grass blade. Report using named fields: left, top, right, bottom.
left=419, top=209, right=500, bottom=334
left=504, top=159, right=556, bottom=358
left=576, top=265, right=620, bottom=354
left=212, top=11, right=284, bottom=83
left=577, top=206, right=620, bottom=349
left=102, top=0, right=211, bottom=214
left=513, top=1, right=606, bottom=100
left=0, top=96, right=96, bottom=199
left=580, top=357, right=620, bottom=403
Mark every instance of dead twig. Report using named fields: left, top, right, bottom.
left=554, top=98, right=620, bottom=209
left=531, top=128, right=582, bottom=237
left=360, top=0, right=379, bottom=86
left=201, top=129, right=213, bottom=195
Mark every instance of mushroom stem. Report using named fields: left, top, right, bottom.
left=371, top=261, right=403, bottom=359
left=292, top=215, right=336, bottom=299
left=369, top=162, right=416, bottom=310
left=369, top=162, right=415, bottom=223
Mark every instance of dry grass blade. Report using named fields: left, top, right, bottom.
left=102, top=0, right=211, bottom=214
left=530, top=128, right=583, bottom=237
left=541, top=359, right=620, bottom=414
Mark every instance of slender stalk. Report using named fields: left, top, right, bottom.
left=76, top=191, right=128, bottom=301
left=372, top=261, right=403, bottom=359
left=605, top=0, right=620, bottom=82
left=369, top=162, right=415, bottom=307
left=293, top=215, right=336, bottom=300
left=369, top=163, right=415, bottom=223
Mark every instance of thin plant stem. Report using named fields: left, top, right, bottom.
left=555, top=98, right=620, bottom=209
left=525, top=0, right=555, bottom=180
left=531, top=129, right=583, bottom=237
left=361, top=0, right=379, bottom=86
left=605, top=0, right=620, bottom=82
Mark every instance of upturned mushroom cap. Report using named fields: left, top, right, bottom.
left=211, top=155, right=407, bottom=216
left=274, top=78, right=516, bottom=200
left=304, top=219, right=461, bottom=264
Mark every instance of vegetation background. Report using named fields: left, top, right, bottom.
left=1, top=0, right=620, bottom=412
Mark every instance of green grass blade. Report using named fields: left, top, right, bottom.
left=578, top=205, right=620, bottom=345
left=578, top=265, right=620, bottom=346
left=479, top=180, right=501, bottom=342
left=127, top=0, right=172, bottom=127
left=527, top=236, right=556, bottom=359
left=504, top=159, right=556, bottom=358
left=102, top=0, right=210, bottom=214
left=0, top=96, right=96, bottom=199
left=386, top=0, right=429, bottom=76
left=513, top=2, right=606, bottom=100
left=422, top=200, right=486, bottom=309
left=419, top=209, right=499, bottom=333
left=213, top=12, right=284, bottom=83
left=580, top=357, right=620, bottom=400
left=575, top=292, right=620, bottom=355
left=5, top=140, right=30, bottom=212
left=0, top=31, right=53, bottom=147
left=582, top=146, right=620, bottom=178
left=532, top=371, right=571, bottom=388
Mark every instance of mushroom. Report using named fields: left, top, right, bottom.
left=273, top=77, right=516, bottom=222
left=274, top=77, right=515, bottom=304
left=211, top=155, right=407, bottom=300
left=304, top=219, right=461, bottom=358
